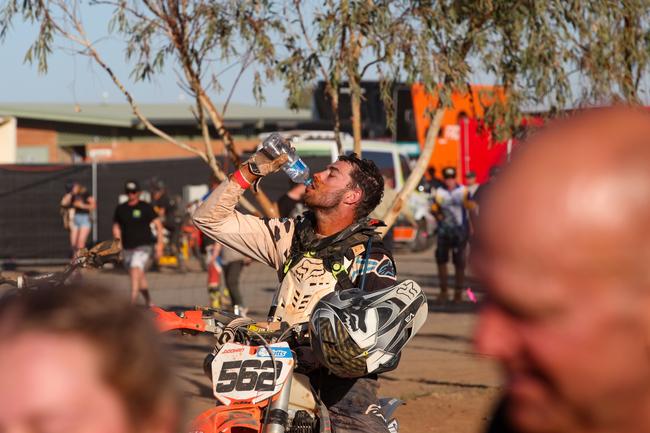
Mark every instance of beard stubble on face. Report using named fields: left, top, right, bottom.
left=304, top=183, right=348, bottom=213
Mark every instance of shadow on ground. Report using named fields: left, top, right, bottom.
left=382, top=375, right=494, bottom=390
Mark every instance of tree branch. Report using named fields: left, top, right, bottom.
left=380, top=110, right=444, bottom=232
left=360, top=55, right=387, bottom=78
left=294, top=0, right=343, bottom=153
left=222, top=47, right=254, bottom=115
left=140, top=0, right=241, bottom=166
left=194, top=96, right=262, bottom=216
left=51, top=1, right=207, bottom=161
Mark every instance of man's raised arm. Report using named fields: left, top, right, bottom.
left=193, top=152, right=291, bottom=270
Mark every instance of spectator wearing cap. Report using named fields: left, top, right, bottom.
left=112, top=180, right=164, bottom=305
left=432, top=167, right=472, bottom=303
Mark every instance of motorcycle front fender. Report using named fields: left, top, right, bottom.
left=188, top=404, right=262, bottom=433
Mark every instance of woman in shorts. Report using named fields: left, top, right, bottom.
left=71, top=184, right=95, bottom=255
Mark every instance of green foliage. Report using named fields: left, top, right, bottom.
left=1, top=0, right=649, bottom=140
left=1, top=0, right=55, bottom=74
left=101, top=0, right=283, bottom=101
left=278, top=0, right=411, bottom=134
left=277, top=0, right=650, bottom=140
left=0, top=0, right=285, bottom=106
left=285, top=85, right=313, bottom=110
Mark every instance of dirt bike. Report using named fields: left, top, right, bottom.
left=152, top=292, right=410, bottom=433
left=0, top=239, right=121, bottom=289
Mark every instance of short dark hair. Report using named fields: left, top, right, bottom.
left=338, top=153, right=384, bottom=219
left=0, top=284, right=177, bottom=429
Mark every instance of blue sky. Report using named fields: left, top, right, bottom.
left=0, top=4, right=287, bottom=106
left=3, top=4, right=648, bottom=110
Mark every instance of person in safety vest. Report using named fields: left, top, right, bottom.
left=193, top=148, right=398, bottom=433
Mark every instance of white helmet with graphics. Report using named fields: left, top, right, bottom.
left=309, top=280, right=428, bottom=378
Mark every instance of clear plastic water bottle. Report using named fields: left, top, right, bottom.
left=261, top=133, right=313, bottom=186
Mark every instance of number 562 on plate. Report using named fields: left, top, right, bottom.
left=211, top=342, right=294, bottom=405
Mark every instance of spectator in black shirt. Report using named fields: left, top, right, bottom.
left=112, top=180, right=163, bottom=305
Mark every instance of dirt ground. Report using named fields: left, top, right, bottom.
left=159, top=250, right=504, bottom=433
left=168, top=308, right=502, bottom=433
left=4, top=248, right=504, bottom=432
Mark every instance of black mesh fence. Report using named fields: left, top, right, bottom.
left=0, top=156, right=331, bottom=260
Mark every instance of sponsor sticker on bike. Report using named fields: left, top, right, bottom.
left=256, top=346, right=292, bottom=358
left=212, top=342, right=293, bottom=405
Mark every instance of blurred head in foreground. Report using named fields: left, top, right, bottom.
left=0, top=284, right=178, bottom=433
left=473, top=107, right=650, bottom=433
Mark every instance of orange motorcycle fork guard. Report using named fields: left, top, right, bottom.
left=189, top=404, right=263, bottom=433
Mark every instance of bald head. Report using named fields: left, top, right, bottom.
left=474, top=107, right=650, bottom=433
left=477, top=107, right=650, bottom=286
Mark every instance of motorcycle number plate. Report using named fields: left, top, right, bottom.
left=212, top=342, right=294, bottom=405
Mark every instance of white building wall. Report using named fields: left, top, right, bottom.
left=0, top=117, right=17, bottom=164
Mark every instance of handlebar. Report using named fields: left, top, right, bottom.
left=0, top=272, right=64, bottom=289
left=151, top=305, right=309, bottom=346
left=0, top=239, right=121, bottom=290
left=21, top=272, right=66, bottom=289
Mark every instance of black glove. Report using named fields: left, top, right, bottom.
left=294, top=345, right=321, bottom=374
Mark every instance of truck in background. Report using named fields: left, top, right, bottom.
left=410, top=83, right=545, bottom=184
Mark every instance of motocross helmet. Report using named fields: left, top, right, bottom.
left=309, top=280, right=427, bottom=378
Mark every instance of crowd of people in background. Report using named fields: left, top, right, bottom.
left=57, top=160, right=496, bottom=310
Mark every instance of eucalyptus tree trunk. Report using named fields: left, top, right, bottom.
left=348, top=31, right=363, bottom=156
left=330, top=90, right=344, bottom=155
left=380, top=110, right=444, bottom=233
left=351, top=89, right=362, bottom=155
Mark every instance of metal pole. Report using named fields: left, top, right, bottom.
left=263, top=373, right=292, bottom=433
left=91, top=159, right=98, bottom=244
